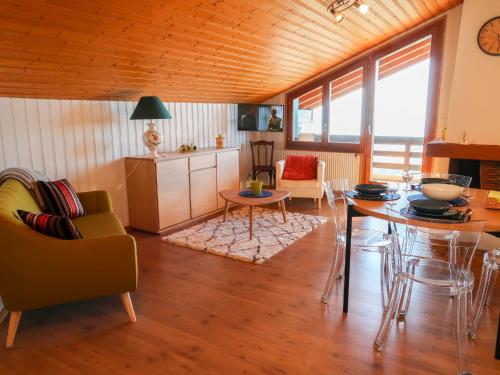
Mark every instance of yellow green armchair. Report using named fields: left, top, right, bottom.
left=0, top=179, right=138, bottom=348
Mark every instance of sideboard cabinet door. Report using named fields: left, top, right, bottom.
left=190, top=167, right=217, bottom=217
left=157, top=158, right=191, bottom=229
left=217, top=150, right=240, bottom=208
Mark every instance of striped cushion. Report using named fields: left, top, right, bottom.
left=17, top=210, right=82, bottom=240
left=37, top=179, right=86, bottom=218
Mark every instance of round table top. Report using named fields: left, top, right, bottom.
left=347, top=187, right=500, bottom=232
left=219, top=189, right=290, bottom=206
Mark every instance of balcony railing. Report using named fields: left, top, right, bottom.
left=372, top=136, right=423, bottom=179
left=291, top=134, right=424, bottom=179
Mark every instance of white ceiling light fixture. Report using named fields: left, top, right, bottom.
left=327, top=0, right=369, bottom=23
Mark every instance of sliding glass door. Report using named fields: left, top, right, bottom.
left=369, top=36, right=433, bottom=181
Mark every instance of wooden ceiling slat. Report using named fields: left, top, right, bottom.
left=279, top=0, right=379, bottom=44
left=372, top=0, right=407, bottom=29
left=0, top=11, right=321, bottom=75
left=0, top=81, right=267, bottom=98
left=0, top=43, right=305, bottom=87
left=0, top=35, right=301, bottom=81
left=0, top=0, right=462, bottom=102
left=162, top=0, right=354, bottom=57
left=47, top=0, right=350, bottom=65
left=5, top=3, right=320, bottom=77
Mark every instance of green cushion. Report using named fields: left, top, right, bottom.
left=73, top=212, right=126, bottom=238
left=0, top=179, right=41, bottom=225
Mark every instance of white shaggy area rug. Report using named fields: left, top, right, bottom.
left=162, top=207, right=328, bottom=264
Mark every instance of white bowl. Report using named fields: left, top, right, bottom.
left=422, top=183, right=463, bottom=201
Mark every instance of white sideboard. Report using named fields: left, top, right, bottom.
left=125, top=147, right=240, bottom=233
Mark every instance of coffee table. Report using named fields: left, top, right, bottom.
left=219, top=189, right=291, bottom=240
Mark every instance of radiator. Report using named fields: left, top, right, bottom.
left=274, top=149, right=360, bottom=189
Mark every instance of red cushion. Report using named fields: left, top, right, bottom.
left=282, top=155, right=318, bottom=180
left=37, top=179, right=86, bottom=219
left=17, top=210, right=82, bottom=240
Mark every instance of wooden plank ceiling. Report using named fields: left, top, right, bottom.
left=0, top=0, right=462, bottom=103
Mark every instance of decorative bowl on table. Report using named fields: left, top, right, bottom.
left=354, top=184, right=387, bottom=196
left=410, top=198, right=452, bottom=215
left=420, top=177, right=450, bottom=185
left=422, top=183, right=463, bottom=201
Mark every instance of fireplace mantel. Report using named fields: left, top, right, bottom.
left=426, top=141, right=500, bottom=189
left=426, top=141, right=500, bottom=161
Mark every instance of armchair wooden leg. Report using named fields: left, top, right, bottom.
left=6, top=311, right=22, bottom=348
left=120, top=293, right=137, bottom=323
left=318, top=198, right=322, bottom=209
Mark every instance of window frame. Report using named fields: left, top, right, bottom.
left=286, top=58, right=369, bottom=154
left=285, top=18, right=444, bottom=158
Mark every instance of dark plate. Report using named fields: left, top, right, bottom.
left=407, top=193, right=467, bottom=207
left=410, top=198, right=452, bottom=214
left=420, top=177, right=450, bottom=184
left=346, top=191, right=400, bottom=201
left=354, top=183, right=387, bottom=196
left=412, top=208, right=459, bottom=219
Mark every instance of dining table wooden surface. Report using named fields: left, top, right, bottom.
left=341, top=186, right=500, bottom=359
left=348, top=188, right=500, bottom=232
left=341, top=187, right=500, bottom=313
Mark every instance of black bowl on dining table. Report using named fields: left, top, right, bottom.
left=409, top=198, right=452, bottom=215
left=354, top=183, right=387, bottom=196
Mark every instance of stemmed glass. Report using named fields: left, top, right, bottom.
left=461, top=187, right=476, bottom=208
left=386, top=182, right=399, bottom=206
left=402, top=170, right=413, bottom=191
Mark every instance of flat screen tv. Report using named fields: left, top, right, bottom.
left=237, top=104, right=284, bottom=132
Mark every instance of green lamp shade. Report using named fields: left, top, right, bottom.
left=130, top=96, right=172, bottom=120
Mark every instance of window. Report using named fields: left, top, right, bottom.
left=286, top=62, right=366, bottom=152
left=291, top=86, right=323, bottom=142
left=285, top=19, right=444, bottom=177
left=329, top=67, right=364, bottom=144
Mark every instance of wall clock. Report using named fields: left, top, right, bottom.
left=477, top=16, right=500, bottom=56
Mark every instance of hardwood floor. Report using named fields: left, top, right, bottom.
left=1, top=199, right=499, bottom=374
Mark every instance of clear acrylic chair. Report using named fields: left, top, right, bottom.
left=469, top=248, right=500, bottom=338
left=321, top=179, right=393, bottom=310
left=374, top=207, right=486, bottom=375
left=394, top=226, right=462, bottom=321
left=395, top=173, right=473, bottom=319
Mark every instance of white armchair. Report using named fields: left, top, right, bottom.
left=276, top=159, right=326, bottom=208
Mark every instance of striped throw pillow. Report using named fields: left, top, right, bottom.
left=17, top=210, right=82, bottom=240
left=37, top=179, right=86, bottom=218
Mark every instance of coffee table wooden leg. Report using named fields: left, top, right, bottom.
left=281, top=199, right=287, bottom=223
left=249, top=206, right=253, bottom=240
left=223, top=200, right=229, bottom=221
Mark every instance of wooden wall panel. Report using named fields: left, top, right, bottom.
left=0, top=98, right=249, bottom=225
left=0, top=0, right=462, bottom=103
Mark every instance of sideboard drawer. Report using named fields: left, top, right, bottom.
left=189, top=153, right=216, bottom=171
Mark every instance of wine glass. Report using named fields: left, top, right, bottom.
left=386, top=182, right=399, bottom=206
left=461, top=187, right=476, bottom=208
left=402, top=170, right=413, bottom=191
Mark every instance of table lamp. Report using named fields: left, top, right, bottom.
left=130, top=96, right=172, bottom=158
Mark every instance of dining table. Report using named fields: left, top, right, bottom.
left=341, top=187, right=500, bottom=359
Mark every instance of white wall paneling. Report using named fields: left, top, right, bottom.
left=0, top=98, right=249, bottom=225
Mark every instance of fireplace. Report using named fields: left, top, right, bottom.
left=426, top=142, right=500, bottom=189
